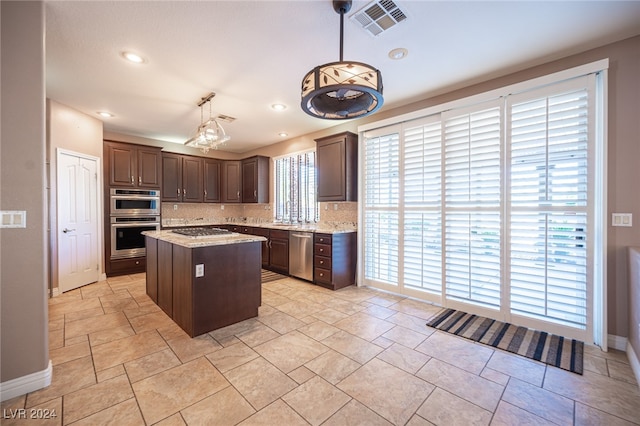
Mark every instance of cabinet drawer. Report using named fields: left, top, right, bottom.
left=314, top=255, right=332, bottom=270
left=314, top=243, right=331, bottom=256
left=314, top=234, right=332, bottom=245
left=270, top=229, right=289, bottom=239
left=314, top=267, right=332, bottom=284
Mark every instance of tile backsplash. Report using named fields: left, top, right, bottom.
left=161, top=201, right=357, bottom=228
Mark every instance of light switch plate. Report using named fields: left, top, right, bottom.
left=0, top=211, right=26, bottom=228
left=195, top=264, right=205, bottom=277
left=612, top=213, right=633, bottom=227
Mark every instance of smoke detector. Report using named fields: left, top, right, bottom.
left=351, top=0, right=407, bottom=37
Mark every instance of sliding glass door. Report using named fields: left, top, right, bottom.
left=361, top=70, right=604, bottom=343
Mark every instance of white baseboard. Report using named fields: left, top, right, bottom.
left=0, top=360, right=52, bottom=402
left=608, top=334, right=627, bottom=351
left=627, top=342, right=640, bottom=387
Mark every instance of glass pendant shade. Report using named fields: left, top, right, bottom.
left=184, top=92, right=230, bottom=153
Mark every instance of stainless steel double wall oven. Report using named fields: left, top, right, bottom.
left=109, top=188, right=160, bottom=259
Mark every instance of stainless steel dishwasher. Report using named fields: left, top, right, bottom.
left=289, top=231, right=314, bottom=281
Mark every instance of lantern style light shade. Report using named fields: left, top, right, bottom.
left=301, top=0, right=383, bottom=120
left=301, top=61, right=383, bottom=119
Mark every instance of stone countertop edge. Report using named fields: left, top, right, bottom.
left=143, top=230, right=267, bottom=249
left=160, top=221, right=357, bottom=234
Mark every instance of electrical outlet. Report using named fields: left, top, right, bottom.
left=195, top=264, right=204, bottom=277
left=173, top=204, right=178, bottom=210
left=221, top=205, right=225, bottom=210
left=334, top=203, right=338, bottom=211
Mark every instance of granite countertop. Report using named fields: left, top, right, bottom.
left=161, top=219, right=356, bottom=234
left=143, top=230, right=266, bottom=248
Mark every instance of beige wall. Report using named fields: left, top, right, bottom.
left=47, top=100, right=105, bottom=291
left=629, top=248, right=640, bottom=368
left=0, top=1, right=49, bottom=384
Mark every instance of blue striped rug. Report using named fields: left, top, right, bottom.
left=426, top=308, right=584, bottom=374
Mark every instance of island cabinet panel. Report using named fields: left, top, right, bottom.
left=145, top=237, right=158, bottom=303
left=158, top=240, right=174, bottom=316
left=146, top=234, right=262, bottom=338
left=171, top=244, right=193, bottom=335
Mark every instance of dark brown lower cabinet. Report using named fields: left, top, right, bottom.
left=145, top=236, right=261, bottom=337
left=268, top=229, right=289, bottom=274
left=314, top=232, right=357, bottom=290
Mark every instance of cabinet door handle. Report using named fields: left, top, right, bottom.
left=254, top=190, right=257, bottom=198
left=138, top=176, right=141, bottom=185
left=131, top=176, right=134, bottom=184
left=177, top=188, right=181, bottom=195
left=183, top=188, right=186, bottom=196
left=237, top=191, right=240, bottom=199
left=204, top=190, right=207, bottom=197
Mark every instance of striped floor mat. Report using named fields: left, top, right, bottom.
left=426, top=308, right=584, bottom=374
left=261, top=269, right=287, bottom=283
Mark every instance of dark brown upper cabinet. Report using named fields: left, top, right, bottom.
left=222, top=160, right=242, bottom=203
left=105, top=141, right=161, bottom=188
left=315, top=131, right=358, bottom=202
left=161, top=153, right=203, bottom=202
left=203, top=158, right=222, bottom=203
left=242, top=156, right=270, bottom=203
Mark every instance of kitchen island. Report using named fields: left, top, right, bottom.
left=143, top=228, right=266, bottom=337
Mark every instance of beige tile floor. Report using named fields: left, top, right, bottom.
left=3, top=273, right=639, bottom=425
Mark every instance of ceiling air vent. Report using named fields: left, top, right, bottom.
left=215, top=114, right=236, bottom=123
left=351, top=0, right=407, bottom=37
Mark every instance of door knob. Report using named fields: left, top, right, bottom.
left=62, top=228, right=76, bottom=233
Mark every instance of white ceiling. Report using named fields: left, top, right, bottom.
left=45, top=0, right=640, bottom=153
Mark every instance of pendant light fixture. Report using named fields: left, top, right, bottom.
left=184, top=92, right=230, bottom=153
left=301, top=0, right=383, bottom=120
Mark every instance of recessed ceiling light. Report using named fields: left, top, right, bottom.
left=121, top=51, right=146, bottom=64
left=97, top=111, right=114, bottom=118
left=388, top=48, right=408, bottom=60
left=278, top=132, right=288, bottom=137
left=271, top=104, right=287, bottom=111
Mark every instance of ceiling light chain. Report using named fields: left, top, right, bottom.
left=301, top=0, right=384, bottom=120
left=184, top=92, right=230, bottom=153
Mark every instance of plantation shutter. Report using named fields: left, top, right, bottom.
left=403, top=116, right=443, bottom=295
left=443, top=103, right=502, bottom=309
left=274, top=151, right=318, bottom=223
left=507, top=78, right=590, bottom=329
left=363, top=127, right=400, bottom=285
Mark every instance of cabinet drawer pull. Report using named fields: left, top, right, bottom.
left=319, top=260, right=324, bottom=265
left=319, top=248, right=324, bottom=252
left=319, top=272, right=324, bottom=277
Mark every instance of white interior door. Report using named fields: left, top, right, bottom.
left=57, top=150, right=100, bottom=292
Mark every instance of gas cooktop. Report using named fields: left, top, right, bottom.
left=171, top=227, right=231, bottom=238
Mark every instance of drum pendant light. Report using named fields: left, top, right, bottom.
left=301, top=0, right=383, bottom=120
